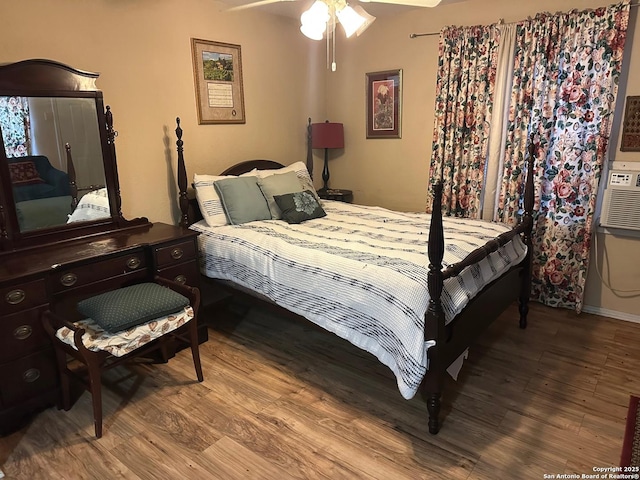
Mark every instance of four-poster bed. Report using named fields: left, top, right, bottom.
left=174, top=118, right=535, bottom=434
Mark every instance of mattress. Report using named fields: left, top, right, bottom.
left=191, top=201, right=527, bottom=399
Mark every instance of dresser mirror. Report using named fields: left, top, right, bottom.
left=0, top=59, right=147, bottom=251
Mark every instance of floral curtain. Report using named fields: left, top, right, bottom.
left=428, top=25, right=500, bottom=218
left=0, top=96, right=31, bottom=158
left=496, top=3, right=630, bottom=312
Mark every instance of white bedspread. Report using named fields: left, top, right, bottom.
left=67, top=188, right=110, bottom=223
left=191, top=201, right=527, bottom=399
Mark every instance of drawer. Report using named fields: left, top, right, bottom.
left=157, top=261, right=201, bottom=288
left=50, top=249, right=146, bottom=294
left=154, top=240, right=197, bottom=268
left=0, top=306, right=49, bottom=361
left=0, top=348, right=58, bottom=406
left=0, top=278, right=47, bottom=315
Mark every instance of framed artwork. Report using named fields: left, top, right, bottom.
left=366, top=69, right=402, bottom=139
left=621, top=96, right=640, bottom=151
left=191, top=38, right=245, bottom=124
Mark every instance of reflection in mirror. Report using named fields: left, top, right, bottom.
left=1, top=96, right=110, bottom=232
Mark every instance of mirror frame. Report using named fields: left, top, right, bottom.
left=0, top=59, right=147, bottom=251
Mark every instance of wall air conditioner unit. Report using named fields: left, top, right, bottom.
left=600, top=170, right=640, bottom=231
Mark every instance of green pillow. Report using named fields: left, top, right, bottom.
left=214, top=176, right=271, bottom=225
left=273, top=190, right=326, bottom=224
left=77, top=283, right=189, bottom=333
left=257, top=171, right=305, bottom=220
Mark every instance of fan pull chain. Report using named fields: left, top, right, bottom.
left=332, top=24, right=336, bottom=71
left=326, top=18, right=330, bottom=70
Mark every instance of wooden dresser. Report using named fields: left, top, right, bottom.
left=0, top=222, right=203, bottom=434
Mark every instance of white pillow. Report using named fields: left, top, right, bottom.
left=255, top=161, right=320, bottom=202
left=194, top=163, right=316, bottom=227
left=193, top=174, right=233, bottom=227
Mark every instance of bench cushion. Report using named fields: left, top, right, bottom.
left=77, top=283, right=189, bottom=333
left=56, top=306, right=194, bottom=357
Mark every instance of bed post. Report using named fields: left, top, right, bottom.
left=175, top=117, right=189, bottom=228
left=519, top=137, right=536, bottom=329
left=423, top=181, right=446, bottom=434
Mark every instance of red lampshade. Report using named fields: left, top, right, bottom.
left=311, top=122, right=344, bottom=149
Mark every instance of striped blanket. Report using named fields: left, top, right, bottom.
left=191, top=201, right=527, bottom=399
left=67, top=188, right=110, bottom=223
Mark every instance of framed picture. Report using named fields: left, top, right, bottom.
left=366, top=69, right=402, bottom=139
left=621, top=96, right=640, bottom=151
left=191, top=38, right=245, bottom=124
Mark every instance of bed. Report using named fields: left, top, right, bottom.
left=67, top=187, right=110, bottom=223
left=173, top=118, right=535, bottom=434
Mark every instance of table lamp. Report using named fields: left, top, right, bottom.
left=311, top=120, right=344, bottom=191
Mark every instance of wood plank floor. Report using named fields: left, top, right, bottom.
left=1, top=300, right=638, bottom=479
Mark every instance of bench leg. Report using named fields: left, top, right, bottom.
left=189, top=319, right=204, bottom=382
left=85, top=358, right=103, bottom=438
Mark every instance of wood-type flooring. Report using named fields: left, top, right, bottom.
left=0, top=300, right=637, bottom=479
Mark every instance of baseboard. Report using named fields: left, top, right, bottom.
left=582, top=305, right=640, bottom=324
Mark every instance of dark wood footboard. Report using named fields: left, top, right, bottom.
left=421, top=139, right=535, bottom=434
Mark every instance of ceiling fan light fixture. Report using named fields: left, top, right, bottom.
left=335, top=5, right=366, bottom=38
left=357, top=0, right=441, bottom=6
left=301, top=0, right=329, bottom=23
left=299, top=0, right=378, bottom=71
left=300, top=22, right=325, bottom=40
left=300, top=0, right=330, bottom=39
left=350, top=5, right=376, bottom=36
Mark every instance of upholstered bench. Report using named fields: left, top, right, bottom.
left=42, top=277, right=204, bottom=438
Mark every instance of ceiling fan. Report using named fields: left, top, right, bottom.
left=228, top=0, right=442, bottom=70
left=228, top=0, right=442, bottom=11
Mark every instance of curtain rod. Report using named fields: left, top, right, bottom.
left=409, top=18, right=504, bottom=38
left=409, top=2, right=639, bottom=39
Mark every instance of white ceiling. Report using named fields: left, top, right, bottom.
left=220, top=0, right=463, bottom=21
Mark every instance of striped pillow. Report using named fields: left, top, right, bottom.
left=193, top=174, right=232, bottom=227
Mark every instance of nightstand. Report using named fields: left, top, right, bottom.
left=317, top=188, right=353, bottom=203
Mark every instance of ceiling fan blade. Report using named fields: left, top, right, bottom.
left=227, top=0, right=297, bottom=12
left=359, top=0, right=441, bottom=7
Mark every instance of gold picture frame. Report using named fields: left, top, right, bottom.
left=366, top=69, right=402, bottom=139
left=191, top=38, right=245, bottom=124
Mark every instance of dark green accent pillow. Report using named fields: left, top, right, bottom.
left=77, top=283, right=189, bottom=332
left=273, top=190, right=326, bottom=224
left=214, top=176, right=272, bottom=225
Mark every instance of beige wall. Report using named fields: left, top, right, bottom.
left=2, top=0, right=325, bottom=224
left=2, top=0, right=638, bottom=318
left=329, top=0, right=640, bottom=318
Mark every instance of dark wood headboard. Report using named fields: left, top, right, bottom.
left=174, top=116, right=324, bottom=226
left=175, top=117, right=295, bottom=226
left=220, top=160, right=285, bottom=176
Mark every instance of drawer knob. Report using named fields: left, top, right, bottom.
left=60, top=272, right=78, bottom=287
left=127, top=256, right=141, bottom=269
left=171, top=248, right=184, bottom=260
left=14, top=325, right=33, bottom=340
left=174, top=274, right=187, bottom=285
left=5, top=289, right=26, bottom=305
left=23, top=368, right=41, bottom=383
